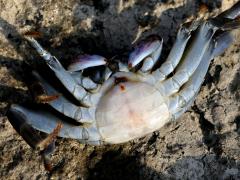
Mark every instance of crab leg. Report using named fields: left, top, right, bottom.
left=32, top=72, right=94, bottom=123
left=7, top=105, right=59, bottom=171
left=219, top=1, right=240, bottom=19
left=128, top=21, right=199, bottom=76
left=8, top=104, right=101, bottom=145
left=152, top=22, right=198, bottom=81
left=158, top=13, right=240, bottom=97
left=172, top=97, right=195, bottom=120
left=168, top=32, right=233, bottom=115
left=25, top=37, right=88, bottom=103
left=7, top=107, right=45, bottom=148
left=169, top=32, right=233, bottom=120
left=151, top=4, right=239, bottom=82
left=157, top=21, right=217, bottom=96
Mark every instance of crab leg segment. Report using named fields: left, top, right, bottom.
left=128, top=36, right=163, bottom=71
left=173, top=32, right=235, bottom=121
left=7, top=106, right=59, bottom=171
left=168, top=32, right=233, bottom=116
left=25, top=37, right=88, bottom=102
left=219, top=1, right=240, bottom=19
left=152, top=24, right=194, bottom=81
left=173, top=97, right=195, bottom=120
left=8, top=104, right=101, bottom=145
left=157, top=22, right=216, bottom=96
left=32, top=72, right=94, bottom=123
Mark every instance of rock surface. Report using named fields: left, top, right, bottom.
left=0, top=0, right=239, bottom=179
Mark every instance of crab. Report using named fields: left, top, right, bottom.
left=6, top=2, right=240, bottom=170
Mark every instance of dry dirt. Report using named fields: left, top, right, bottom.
left=0, top=0, right=240, bottom=179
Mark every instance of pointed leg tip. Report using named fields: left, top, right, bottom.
left=23, top=31, right=42, bottom=38
left=35, top=94, right=61, bottom=104
left=37, top=122, right=62, bottom=152
left=7, top=104, right=25, bottom=127
left=6, top=104, right=45, bottom=148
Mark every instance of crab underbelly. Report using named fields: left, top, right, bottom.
left=95, top=82, right=171, bottom=144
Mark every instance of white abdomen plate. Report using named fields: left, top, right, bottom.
left=96, top=82, right=171, bottom=144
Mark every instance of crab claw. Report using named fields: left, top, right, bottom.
left=128, top=36, right=163, bottom=69
left=67, top=54, right=107, bottom=72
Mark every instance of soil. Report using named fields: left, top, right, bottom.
left=0, top=0, right=240, bottom=179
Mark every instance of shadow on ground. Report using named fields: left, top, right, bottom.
left=86, top=150, right=240, bottom=180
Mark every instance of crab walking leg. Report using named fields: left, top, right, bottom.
left=8, top=104, right=101, bottom=145
left=219, top=1, right=240, bottom=19
left=33, top=72, right=94, bottom=123
left=168, top=32, right=234, bottom=115
left=25, top=37, right=88, bottom=102
left=7, top=106, right=58, bottom=171
left=7, top=104, right=59, bottom=172
left=172, top=32, right=234, bottom=117
left=128, top=36, right=163, bottom=69
left=7, top=107, right=46, bottom=149
left=152, top=25, right=194, bottom=81
left=157, top=22, right=216, bottom=96
left=173, top=97, right=195, bottom=120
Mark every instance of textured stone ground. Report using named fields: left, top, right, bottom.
left=0, top=0, right=239, bottom=179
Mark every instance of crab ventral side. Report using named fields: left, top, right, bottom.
left=7, top=2, right=240, bottom=153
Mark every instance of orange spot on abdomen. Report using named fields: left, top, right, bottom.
left=120, top=84, right=126, bottom=91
